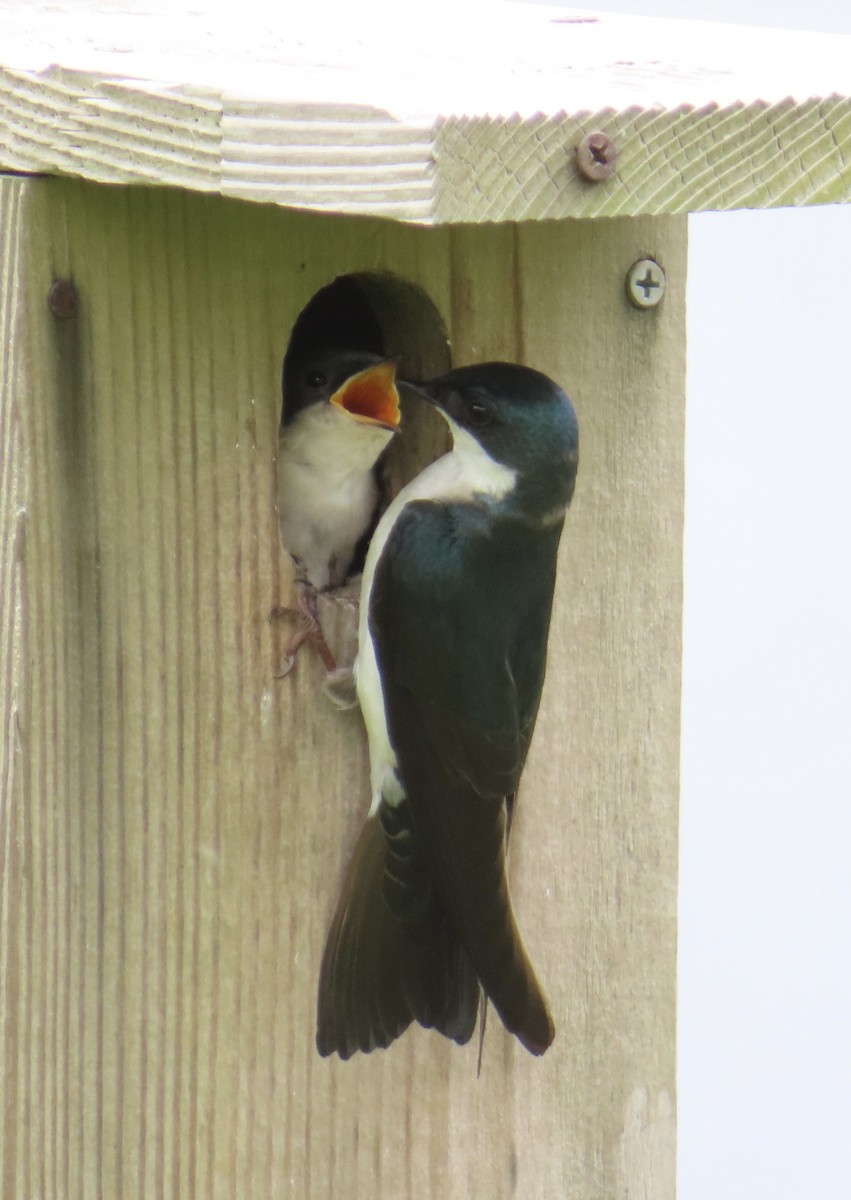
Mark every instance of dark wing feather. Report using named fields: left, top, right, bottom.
left=370, top=499, right=563, bottom=1054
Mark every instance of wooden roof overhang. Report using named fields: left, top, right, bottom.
left=2, top=0, right=850, bottom=224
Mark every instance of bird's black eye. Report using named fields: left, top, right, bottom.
left=467, top=399, right=492, bottom=427
left=304, top=369, right=327, bottom=389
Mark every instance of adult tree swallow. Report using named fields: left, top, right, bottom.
left=277, top=348, right=401, bottom=673
left=317, top=362, right=579, bottom=1059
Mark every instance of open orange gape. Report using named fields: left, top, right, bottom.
left=329, top=360, right=401, bottom=430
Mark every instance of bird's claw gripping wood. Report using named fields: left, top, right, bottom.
left=270, top=583, right=338, bottom=677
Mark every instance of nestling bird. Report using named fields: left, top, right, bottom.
left=276, top=349, right=401, bottom=674
left=316, top=361, right=579, bottom=1059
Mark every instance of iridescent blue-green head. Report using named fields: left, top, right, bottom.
left=408, top=362, right=579, bottom=518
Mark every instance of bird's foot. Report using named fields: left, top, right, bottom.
left=270, top=584, right=338, bottom=678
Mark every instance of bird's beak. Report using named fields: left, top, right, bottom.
left=399, top=378, right=434, bottom=403
left=399, top=378, right=447, bottom=414
left=329, top=360, right=401, bottom=432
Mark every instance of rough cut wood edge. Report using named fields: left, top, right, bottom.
left=222, top=100, right=437, bottom=218
left=1, top=69, right=851, bottom=223
left=435, top=96, right=851, bottom=221
left=0, top=67, right=222, bottom=192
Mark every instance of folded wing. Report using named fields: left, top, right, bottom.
left=370, top=499, right=563, bottom=1054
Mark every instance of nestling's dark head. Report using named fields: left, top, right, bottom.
left=283, top=348, right=400, bottom=431
left=411, top=362, right=579, bottom=507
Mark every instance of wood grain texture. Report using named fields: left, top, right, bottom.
left=0, top=174, right=682, bottom=1199
left=0, top=173, right=28, bottom=1200
left=1, top=1, right=850, bottom=223
left=435, top=96, right=851, bottom=221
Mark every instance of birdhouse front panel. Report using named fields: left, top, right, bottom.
left=0, top=174, right=683, bottom=1200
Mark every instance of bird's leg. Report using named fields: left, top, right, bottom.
left=298, top=584, right=338, bottom=673
left=271, top=582, right=338, bottom=678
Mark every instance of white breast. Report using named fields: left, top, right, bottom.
left=278, top=404, right=394, bottom=589
left=356, top=417, right=517, bottom=811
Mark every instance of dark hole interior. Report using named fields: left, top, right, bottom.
left=282, top=276, right=386, bottom=408
left=281, top=272, right=453, bottom=499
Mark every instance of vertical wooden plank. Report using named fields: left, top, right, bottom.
left=443, top=217, right=682, bottom=1200
left=0, top=174, right=27, bottom=1200
left=1, top=178, right=682, bottom=1200
left=513, top=216, right=683, bottom=1199
left=441, top=221, right=527, bottom=1200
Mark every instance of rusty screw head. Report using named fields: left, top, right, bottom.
left=575, top=132, right=617, bottom=182
left=48, top=279, right=79, bottom=319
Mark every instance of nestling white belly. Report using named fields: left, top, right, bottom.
left=278, top=403, right=393, bottom=590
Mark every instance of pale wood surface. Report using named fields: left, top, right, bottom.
left=1, top=0, right=850, bottom=222
left=0, top=174, right=683, bottom=1199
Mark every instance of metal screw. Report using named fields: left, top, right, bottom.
left=626, top=259, right=666, bottom=310
left=48, top=279, right=79, bottom=319
left=575, top=132, right=617, bottom=182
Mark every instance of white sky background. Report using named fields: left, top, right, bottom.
left=683, top=203, right=851, bottom=1199
left=514, top=1, right=851, bottom=1195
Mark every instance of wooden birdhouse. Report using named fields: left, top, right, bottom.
left=2, top=5, right=850, bottom=1197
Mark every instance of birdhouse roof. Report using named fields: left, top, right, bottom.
left=2, top=0, right=850, bottom=225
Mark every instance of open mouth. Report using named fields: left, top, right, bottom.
left=329, top=360, right=401, bottom=431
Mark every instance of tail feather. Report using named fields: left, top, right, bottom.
left=419, top=794, right=555, bottom=1057
left=316, top=810, right=479, bottom=1059
left=469, top=815, right=554, bottom=1055
left=379, top=798, right=480, bottom=1041
left=316, top=813, right=412, bottom=1058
